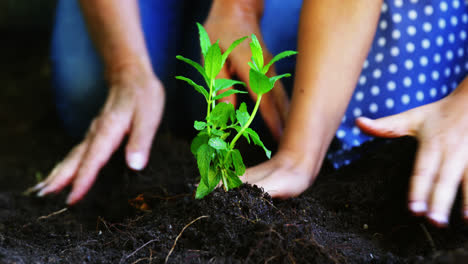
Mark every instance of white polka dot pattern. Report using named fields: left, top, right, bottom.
left=329, top=0, right=468, bottom=168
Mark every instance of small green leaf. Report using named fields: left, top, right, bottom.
left=209, top=102, right=234, bottom=128
left=269, top=73, right=291, bottom=88
left=224, top=151, right=233, bottom=167
left=262, top=50, right=298, bottom=74
left=211, top=128, right=224, bottom=136
left=249, top=68, right=272, bottom=95
left=195, top=180, right=210, bottom=199
left=176, top=76, right=209, bottom=100
left=204, top=41, right=223, bottom=80
left=248, top=61, right=258, bottom=71
left=194, top=121, right=207, bottom=130
left=231, top=149, right=246, bottom=176
left=197, top=144, right=214, bottom=186
left=225, top=170, right=243, bottom=190
left=236, top=102, right=250, bottom=127
left=214, top=79, right=246, bottom=93
left=221, top=131, right=231, bottom=140
left=250, top=34, right=264, bottom=70
left=176, top=55, right=209, bottom=86
left=207, top=166, right=221, bottom=190
left=221, top=36, right=248, bottom=67
left=208, top=137, right=228, bottom=150
left=197, top=23, right=211, bottom=57
left=195, top=166, right=221, bottom=198
left=213, top=89, right=248, bottom=100
left=246, top=128, right=271, bottom=159
left=191, top=132, right=209, bottom=155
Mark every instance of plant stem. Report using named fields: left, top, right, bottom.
left=229, top=94, right=262, bottom=149
left=221, top=170, right=228, bottom=191
left=206, top=79, right=215, bottom=134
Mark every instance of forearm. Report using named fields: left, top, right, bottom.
left=280, top=0, right=382, bottom=172
left=79, top=0, right=152, bottom=79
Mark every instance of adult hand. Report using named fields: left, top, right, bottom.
left=34, top=65, right=165, bottom=205
left=203, top=0, right=289, bottom=140
left=357, top=78, right=468, bottom=227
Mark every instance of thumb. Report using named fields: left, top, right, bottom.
left=356, top=107, right=425, bottom=138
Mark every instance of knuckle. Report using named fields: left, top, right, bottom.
left=433, top=176, right=459, bottom=191
left=95, top=114, right=119, bottom=134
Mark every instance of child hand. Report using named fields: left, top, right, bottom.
left=203, top=0, right=289, bottom=140
left=243, top=150, right=320, bottom=198
left=357, top=78, right=468, bottom=226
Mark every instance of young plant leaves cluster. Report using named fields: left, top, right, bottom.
left=176, top=23, right=297, bottom=199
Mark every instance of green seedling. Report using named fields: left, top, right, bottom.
left=176, top=23, right=297, bottom=199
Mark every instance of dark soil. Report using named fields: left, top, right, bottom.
left=1, top=33, right=468, bottom=264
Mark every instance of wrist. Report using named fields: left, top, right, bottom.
left=275, top=145, right=324, bottom=178
left=210, top=0, right=263, bottom=21
left=277, top=121, right=336, bottom=176
left=105, top=55, right=155, bottom=85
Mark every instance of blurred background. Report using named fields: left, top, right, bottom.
left=0, top=0, right=56, bottom=32
left=0, top=0, right=63, bottom=191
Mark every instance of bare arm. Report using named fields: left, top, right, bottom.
left=79, top=0, right=153, bottom=77
left=281, top=0, right=383, bottom=173
left=37, top=0, right=164, bottom=204
left=245, top=0, right=382, bottom=197
left=204, top=0, right=290, bottom=140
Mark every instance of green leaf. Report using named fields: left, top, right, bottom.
left=248, top=61, right=258, bottom=71
left=195, top=166, right=221, bottom=198
left=211, top=128, right=224, bottom=137
left=225, top=170, right=243, bottom=191
left=195, top=181, right=209, bottom=199
left=214, top=79, right=246, bottom=93
left=213, top=89, right=248, bottom=100
left=221, top=36, right=248, bottom=67
left=208, top=137, right=228, bottom=150
left=204, top=41, right=223, bottom=80
left=191, top=132, right=209, bottom=155
left=250, top=34, right=264, bottom=70
left=245, top=128, right=271, bottom=159
left=176, top=76, right=209, bottom=100
left=231, top=149, right=246, bottom=176
left=197, top=23, right=211, bottom=57
left=221, top=131, right=231, bottom=140
left=207, top=166, right=222, bottom=190
left=262, top=50, right=298, bottom=74
left=249, top=68, right=272, bottom=95
left=269, top=73, right=291, bottom=87
left=176, top=55, right=209, bottom=85
left=197, top=144, right=214, bottom=186
left=236, top=102, right=250, bottom=127
left=194, top=121, right=207, bottom=130
left=209, top=102, right=234, bottom=128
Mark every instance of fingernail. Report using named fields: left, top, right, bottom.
left=428, top=212, right=448, bottom=226
left=37, top=188, right=48, bottom=197
left=409, top=201, right=427, bottom=214
left=66, top=194, right=75, bottom=205
left=128, top=152, right=145, bottom=171
left=33, top=182, right=46, bottom=191
left=357, top=117, right=372, bottom=124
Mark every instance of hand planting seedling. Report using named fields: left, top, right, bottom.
left=176, top=23, right=297, bottom=199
